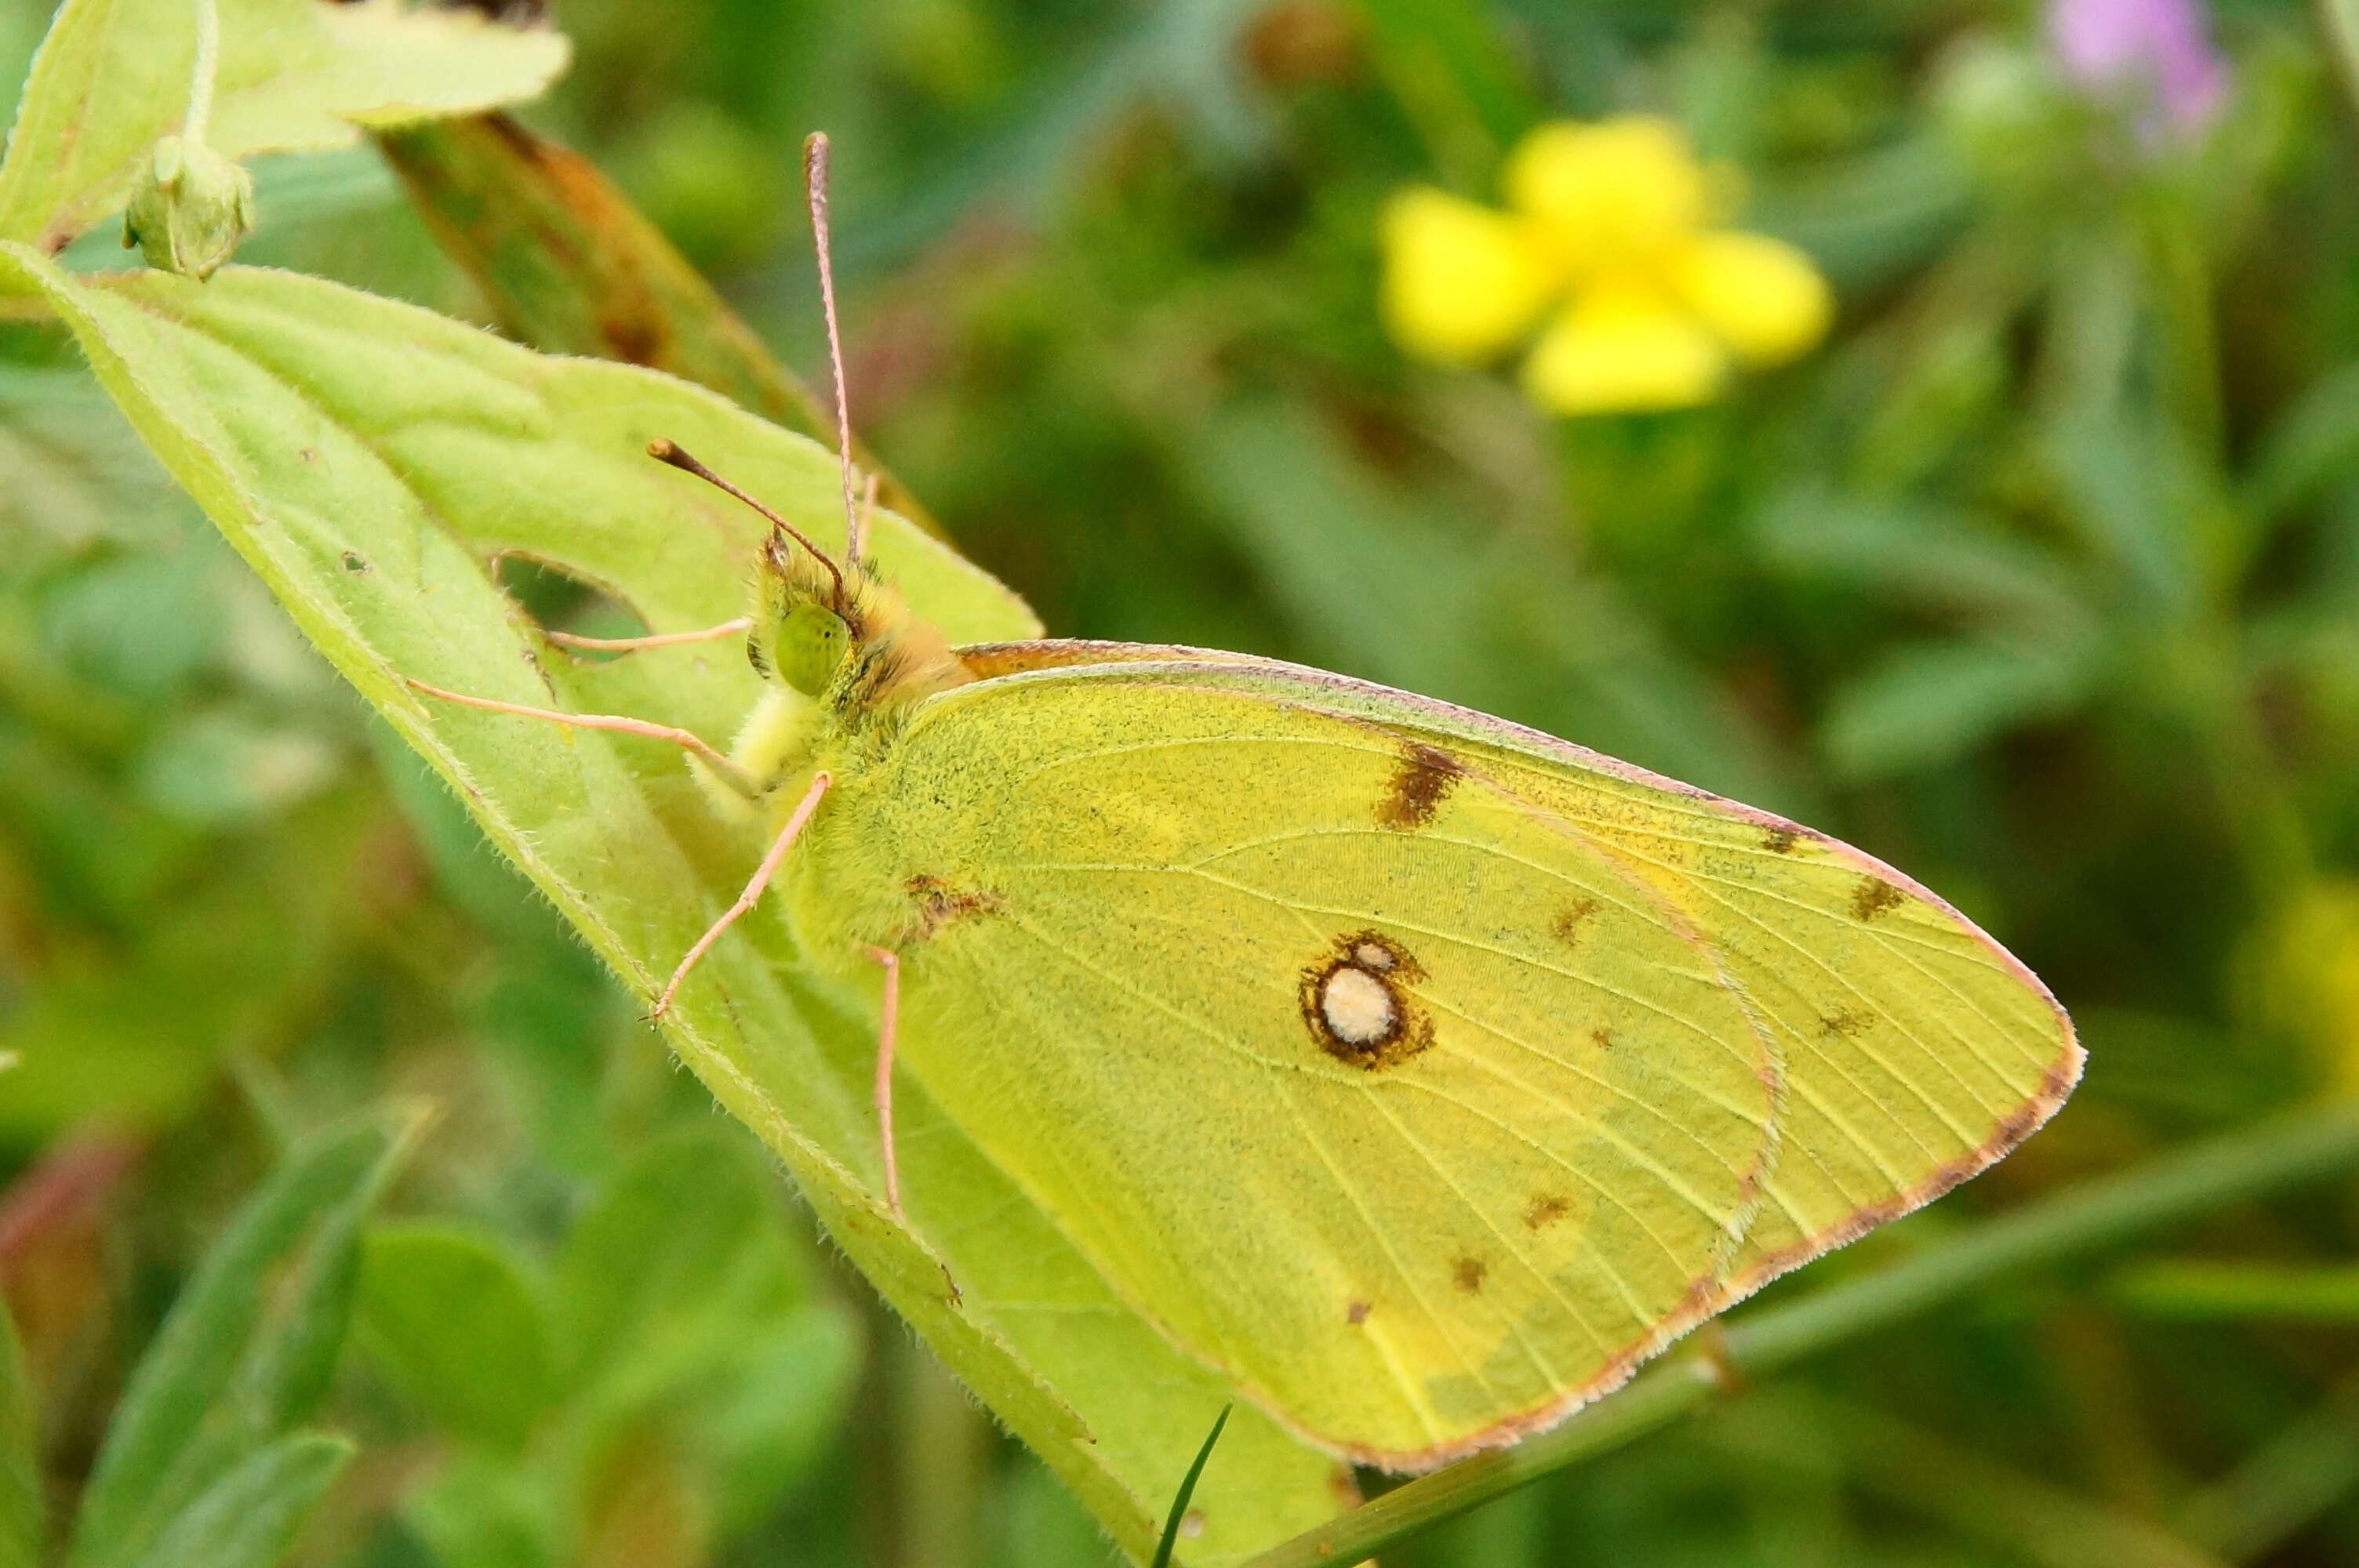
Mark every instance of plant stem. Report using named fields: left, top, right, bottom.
left=892, top=1338, right=985, bottom=1568
left=186, top=0, right=221, bottom=147
left=1238, top=1102, right=2359, bottom=1568
left=2320, top=0, right=2359, bottom=118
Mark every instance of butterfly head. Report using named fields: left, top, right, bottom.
left=749, top=526, right=856, bottom=696
left=748, top=530, right=969, bottom=720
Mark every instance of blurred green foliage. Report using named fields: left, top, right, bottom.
left=5, top=0, right=2359, bottom=1564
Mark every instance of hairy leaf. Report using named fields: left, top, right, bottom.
left=3, top=249, right=1350, bottom=1563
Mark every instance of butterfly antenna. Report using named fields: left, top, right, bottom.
left=804, top=132, right=867, bottom=568
left=646, top=438, right=845, bottom=608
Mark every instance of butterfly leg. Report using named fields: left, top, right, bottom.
left=651, top=769, right=834, bottom=1018
left=865, top=944, right=903, bottom=1219
left=405, top=677, right=764, bottom=801
left=543, top=616, right=751, bottom=654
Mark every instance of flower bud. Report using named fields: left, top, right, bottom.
left=122, top=136, right=255, bottom=280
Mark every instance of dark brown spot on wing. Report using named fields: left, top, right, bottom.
left=1553, top=898, right=1601, bottom=949
left=1346, top=1299, right=1371, bottom=1325
left=1379, top=742, right=1462, bottom=830
left=1590, top=1027, right=1615, bottom=1050
left=903, top=874, right=1005, bottom=942
left=1761, top=826, right=1799, bottom=854
left=1820, top=1011, right=1874, bottom=1038
left=1524, top=1194, right=1568, bottom=1230
left=1452, top=1256, right=1488, bottom=1294
left=1852, top=877, right=1906, bottom=922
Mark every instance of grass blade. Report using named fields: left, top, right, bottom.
left=1151, top=1406, right=1230, bottom=1568
left=120, top=1434, right=351, bottom=1568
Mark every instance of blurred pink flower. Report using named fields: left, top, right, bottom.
left=2046, top=0, right=2227, bottom=138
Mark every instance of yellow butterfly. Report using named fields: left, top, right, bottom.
left=416, top=136, right=2078, bottom=1470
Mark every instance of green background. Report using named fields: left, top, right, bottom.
left=6, top=1, right=2359, bottom=1564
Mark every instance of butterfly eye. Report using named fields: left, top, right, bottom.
left=772, top=602, right=850, bottom=696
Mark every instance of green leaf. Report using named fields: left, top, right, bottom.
left=64, top=1107, right=416, bottom=1568
left=551, top=1132, right=862, bottom=1538
left=0, top=1294, right=38, bottom=1568
left=1821, top=636, right=2094, bottom=780
left=370, top=118, right=831, bottom=462
left=0, top=0, right=569, bottom=253
left=1751, top=485, right=2093, bottom=632
left=1347, top=0, right=1536, bottom=187
left=685, top=1309, right=863, bottom=1535
left=553, top=1128, right=801, bottom=1400
left=373, top=113, right=946, bottom=540
left=120, top=1434, right=351, bottom=1568
left=3, top=249, right=1348, bottom=1564
left=357, top=1223, right=553, bottom=1454
left=2244, top=360, right=2359, bottom=528
left=402, top=1457, right=551, bottom=1568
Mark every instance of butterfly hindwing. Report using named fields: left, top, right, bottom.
left=787, top=650, right=2077, bottom=1467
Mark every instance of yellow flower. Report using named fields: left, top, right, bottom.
left=1380, top=116, right=1833, bottom=416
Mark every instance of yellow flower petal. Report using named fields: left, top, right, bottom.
left=1673, top=230, right=1833, bottom=365
left=1505, top=117, right=1709, bottom=275
left=1521, top=280, right=1726, bottom=416
left=1379, top=186, right=1554, bottom=363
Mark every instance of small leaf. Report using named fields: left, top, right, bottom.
left=2040, top=401, right=2201, bottom=612
left=0, top=1295, right=38, bottom=1568
left=357, top=1223, right=553, bottom=1454
left=1822, top=637, right=2093, bottom=780
left=401, top=1456, right=551, bottom=1568
left=680, top=1307, right=863, bottom=1534
left=554, top=1128, right=798, bottom=1400
left=2244, top=360, right=2359, bottom=527
left=64, top=1108, right=416, bottom=1568
left=120, top=1434, right=351, bottom=1568
left=0, top=0, right=569, bottom=253
left=1752, top=485, right=2092, bottom=631
left=1350, top=0, right=1536, bottom=184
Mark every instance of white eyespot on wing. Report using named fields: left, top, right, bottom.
left=1353, top=941, right=1397, bottom=971
left=1320, top=966, right=1398, bottom=1046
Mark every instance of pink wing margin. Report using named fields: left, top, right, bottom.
left=946, top=639, right=2082, bottom=1466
